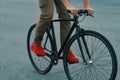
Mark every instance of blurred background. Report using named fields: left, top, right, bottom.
left=0, top=0, right=120, bottom=80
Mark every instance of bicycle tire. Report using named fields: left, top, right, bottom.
left=63, top=30, right=117, bottom=80
left=27, top=24, right=53, bottom=74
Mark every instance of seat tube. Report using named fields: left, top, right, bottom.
left=51, top=22, right=58, bottom=52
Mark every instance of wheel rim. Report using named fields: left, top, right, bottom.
left=27, top=25, right=53, bottom=74
left=64, top=32, right=116, bottom=80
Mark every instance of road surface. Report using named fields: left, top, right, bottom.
left=0, top=0, right=120, bottom=80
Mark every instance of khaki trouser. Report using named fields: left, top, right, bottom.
left=34, top=0, right=71, bottom=45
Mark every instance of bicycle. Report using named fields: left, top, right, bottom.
left=27, top=9, right=117, bottom=80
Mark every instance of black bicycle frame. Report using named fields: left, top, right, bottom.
left=48, top=16, right=77, bottom=58
left=47, top=16, right=91, bottom=62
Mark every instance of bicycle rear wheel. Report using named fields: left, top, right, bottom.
left=27, top=24, right=53, bottom=74
left=63, top=30, right=117, bottom=80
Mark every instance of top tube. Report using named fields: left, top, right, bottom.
left=51, top=18, right=74, bottom=22
left=51, top=9, right=93, bottom=22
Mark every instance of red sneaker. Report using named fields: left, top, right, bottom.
left=67, top=50, right=79, bottom=63
left=30, top=43, right=46, bottom=56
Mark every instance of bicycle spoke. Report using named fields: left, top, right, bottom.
left=64, top=30, right=117, bottom=80
left=27, top=25, right=53, bottom=74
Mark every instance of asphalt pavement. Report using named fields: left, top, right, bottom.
left=0, top=0, right=120, bottom=80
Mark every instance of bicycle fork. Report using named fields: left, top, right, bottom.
left=76, top=28, right=91, bottom=64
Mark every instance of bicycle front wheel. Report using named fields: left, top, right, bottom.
left=27, top=24, right=53, bottom=74
left=63, top=30, right=117, bottom=80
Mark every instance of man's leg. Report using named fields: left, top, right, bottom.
left=34, top=0, right=54, bottom=43
left=31, top=0, right=54, bottom=56
left=55, top=0, right=79, bottom=63
left=55, top=0, right=71, bottom=45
